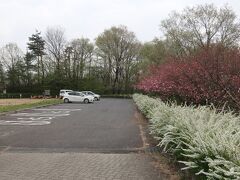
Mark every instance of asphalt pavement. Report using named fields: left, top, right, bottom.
left=0, top=98, right=142, bottom=152
left=0, top=98, right=163, bottom=180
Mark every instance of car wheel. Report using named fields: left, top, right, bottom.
left=84, top=98, right=89, bottom=104
left=94, top=97, right=98, bottom=101
left=64, top=98, right=69, bottom=103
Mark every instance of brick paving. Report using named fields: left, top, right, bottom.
left=0, top=152, right=162, bottom=180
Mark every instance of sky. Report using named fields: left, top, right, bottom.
left=0, top=0, right=240, bottom=50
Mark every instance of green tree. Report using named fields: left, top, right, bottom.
left=140, top=38, right=167, bottom=67
left=27, top=30, right=45, bottom=84
left=68, top=38, right=94, bottom=88
left=96, top=25, right=141, bottom=93
left=24, top=52, right=35, bottom=87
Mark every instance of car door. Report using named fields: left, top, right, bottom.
left=67, top=92, right=74, bottom=102
left=76, top=92, right=84, bottom=102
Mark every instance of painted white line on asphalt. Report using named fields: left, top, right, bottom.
left=10, top=113, right=69, bottom=117
left=0, top=120, right=51, bottom=125
left=34, top=110, right=71, bottom=114
left=33, top=109, right=82, bottom=111
left=18, top=117, right=53, bottom=121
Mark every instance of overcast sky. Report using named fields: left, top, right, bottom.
left=0, top=0, right=240, bottom=50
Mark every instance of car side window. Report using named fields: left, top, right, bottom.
left=68, top=92, right=76, bottom=95
left=74, top=93, right=83, bottom=96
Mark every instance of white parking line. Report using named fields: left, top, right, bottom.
left=18, top=117, right=53, bottom=120
left=37, top=111, right=71, bottom=114
left=33, top=109, right=82, bottom=111
left=10, top=113, right=69, bottom=117
left=0, top=120, right=51, bottom=125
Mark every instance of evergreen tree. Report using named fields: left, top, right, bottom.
left=24, top=52, right=35, bottom=87
left=27, top=30, right=45, bottom=84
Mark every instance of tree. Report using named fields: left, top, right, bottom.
left=69, top=38, right=94, bottom=83
left=0, top=62, right=5, bottom=92
left=161, top=4, right=240, bottom=57
left=136, top=45, right=240, bottom=109
left=96, top=25, right=141, bottom=93
left=139, top=38, right=168, bottom=70
left=0, top=43, right=24, bottom=91
left=24, top=52, right=35, bottom=87
left=27, top=31, right=45, bottom=84
left=45, top=27, right=66, bottom=75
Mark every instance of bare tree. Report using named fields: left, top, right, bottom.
left=161, top=4, right=240, bottom=56
left=45, top=27, right=66, bottom=74
left=0, top=43, right=24, bottom=89
left=0, top=43, right=23, bottom=70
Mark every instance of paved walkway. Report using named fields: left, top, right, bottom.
left=0, top=153, right=161, bottom=180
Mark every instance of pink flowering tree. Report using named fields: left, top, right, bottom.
left=136, top=45, right=240, bottom=108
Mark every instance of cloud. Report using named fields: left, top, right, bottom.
left=0, top=0, right=239, bottom=50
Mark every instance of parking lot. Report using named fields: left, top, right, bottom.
left=0, top=98, right=163, bottom=179
left=0, top=98, right=143, bottom=151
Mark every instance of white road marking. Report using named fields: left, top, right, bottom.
left=10, top=113, right=69, bottom=117
left=33, top=109, right=81, bottom=111
left=17, top=117, right=53, bottom=121
left=0, top=120, right=51, bottom=125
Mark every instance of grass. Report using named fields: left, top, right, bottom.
left=0, top=99, right=62, bottom=113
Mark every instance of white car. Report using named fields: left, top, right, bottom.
left=59, top=89, right=73, bottom=98
left=63, top=91, right=94, bottom=103
left=81, top=91, right=100, bottom=101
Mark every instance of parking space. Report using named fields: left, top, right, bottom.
left=0, top=108, right=81, bottom=126
left=0, top=99, right=143, bottom=151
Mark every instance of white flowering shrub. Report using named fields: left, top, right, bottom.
left=133, top=94, right=240, bottom=179
left=133, top=93, right=161, bottom=118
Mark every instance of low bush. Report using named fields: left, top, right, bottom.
left=133, top=93, right=240, bottom=179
